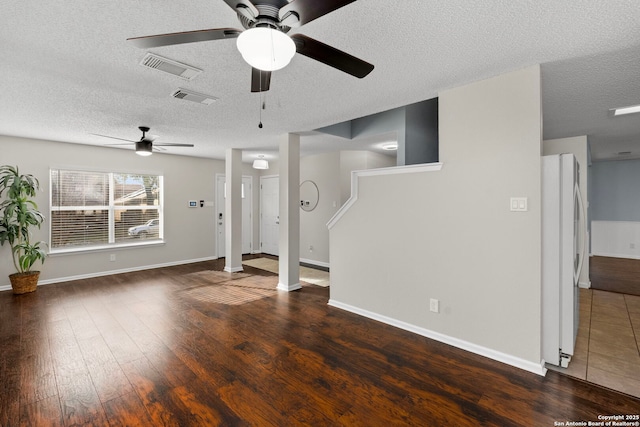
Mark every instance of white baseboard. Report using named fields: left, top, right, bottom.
left=0, top=256, right=218, bottom=292
left=299, top=258, right=330, bottom=269
left=591, top=221, right=640, bottom=259
left=327, top=299, right=547, bottom=377
left=591, top=252, right=640, bottom=260
left=223, top=266, right=244, bottom=273
left=277, top=282, right=302, bottom=292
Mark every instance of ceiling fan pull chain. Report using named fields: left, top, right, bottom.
left=258, top=71, right=263, bottom=128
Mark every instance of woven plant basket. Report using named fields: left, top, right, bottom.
left=9, top=271, right=40, bottom=295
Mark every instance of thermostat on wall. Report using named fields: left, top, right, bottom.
left=188, top=200, right=198, bottom=208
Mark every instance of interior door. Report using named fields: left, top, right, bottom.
left=260, top=176, right=279, bottom=256
left=216, top=175, right=253, bottom=258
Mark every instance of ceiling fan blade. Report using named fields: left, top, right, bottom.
left=251, top=68, right=271, bottom=93
left=279, top=0, right=356, bottom=27
left=154, top=143, right=195, bottom=147
left=127, top=28, right=242, bottom=49
left=90, top=133, right=137, bottom=143
left=291, top=34, right=374, bottom=78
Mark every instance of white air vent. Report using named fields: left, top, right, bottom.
left=171, top=88, right=218, bottom=105
left=140, top=53, right=202, bottom=80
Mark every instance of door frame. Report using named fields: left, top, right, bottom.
left=215, top=173, right=253, bottom=258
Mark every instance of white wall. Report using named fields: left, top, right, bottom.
left=299, top=152, right=341, bottom=266
left=269, top=150, right=395, bottom=267
left=329, top=66, right=543, bottom=373
left=543, top=136, right=590, bottom=287
left=339, top=151, right=396, bottom=204
left=0, top=135, right=261, bottom=289
left=592, top=220, right=640, bottom=259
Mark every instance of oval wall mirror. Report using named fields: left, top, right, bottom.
left=300, top=180, right=319, bottom=212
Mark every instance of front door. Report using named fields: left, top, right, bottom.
left=260, top=176, right=279, bottom=256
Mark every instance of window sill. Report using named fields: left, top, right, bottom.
left=49, top=239, right=165, bottom=256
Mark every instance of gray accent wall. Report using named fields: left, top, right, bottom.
left=591, top=159, right=640, bottom=221
left=351, top=107, right=407, bottom=164
left=405, top=98, right=438, bottom=165
left=317, top=98, right=439, bottom=166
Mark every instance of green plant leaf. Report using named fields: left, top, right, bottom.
left=0, top=165, right=46, bottom=273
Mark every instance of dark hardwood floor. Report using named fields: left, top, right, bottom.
left=591, top=255, right=640, bottom=296
left=2, top=255, right=639, bottom=426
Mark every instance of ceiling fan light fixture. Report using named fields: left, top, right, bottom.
left=253, top=155, right=269, bottom=170
left=135, top=140, right=153, bottom=156
left=237, top=27, right=296, bottom=71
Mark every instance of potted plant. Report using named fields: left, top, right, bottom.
left=0, top=165, right=47, bottom=294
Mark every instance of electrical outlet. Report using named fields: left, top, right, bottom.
left=109, top=254, right=116, bottom=262
left=429, top=298, right=439, bottom=313
left=631, top=243, right=636, bottom=249
left=309, top=245, right=313, bottom=252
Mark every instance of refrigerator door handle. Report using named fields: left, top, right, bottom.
left=574, top=183, right=587, bottom=285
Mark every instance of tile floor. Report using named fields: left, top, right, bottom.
left=547, top=288, right=640, bottom=397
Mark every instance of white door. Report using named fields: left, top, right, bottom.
left=216, top=175, right=253, bottom=258
left=260, top=176, right=279, bottom=256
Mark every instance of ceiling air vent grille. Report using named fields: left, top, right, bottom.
left=171, top=88, right=218, bottom=105
left=140, top=53, right=202, bottom=80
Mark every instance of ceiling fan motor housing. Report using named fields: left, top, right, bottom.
left=135, top=139, right=153, bottom=153
left=237, top=3, right=293, bottom=32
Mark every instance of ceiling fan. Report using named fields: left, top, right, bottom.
left=93, top=126, right=194, bottom=156
left=127, top=0, right=374, bottom=93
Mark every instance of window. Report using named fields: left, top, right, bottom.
left=50, top=169, right=163, bottom=252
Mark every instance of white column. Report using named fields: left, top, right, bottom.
left=224, top=148, right=243, bottom=273
left=277, top=134, right=301, bottom=291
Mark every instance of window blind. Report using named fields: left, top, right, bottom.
left=50, top=169, right=162, bottom=250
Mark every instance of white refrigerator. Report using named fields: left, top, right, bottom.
left=542, top=154, right=586, bottom=368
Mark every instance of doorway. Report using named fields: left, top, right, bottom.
left=260, top=175, right=279, bottom=256
left=216, top=175, right=253, bottom=258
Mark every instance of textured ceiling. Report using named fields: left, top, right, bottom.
left=1, top=0, right=639, bottom=162
left=542, top=44, right=640, bottom=161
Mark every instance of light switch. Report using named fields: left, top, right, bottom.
left=510, top=197, right=528, bottom=212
